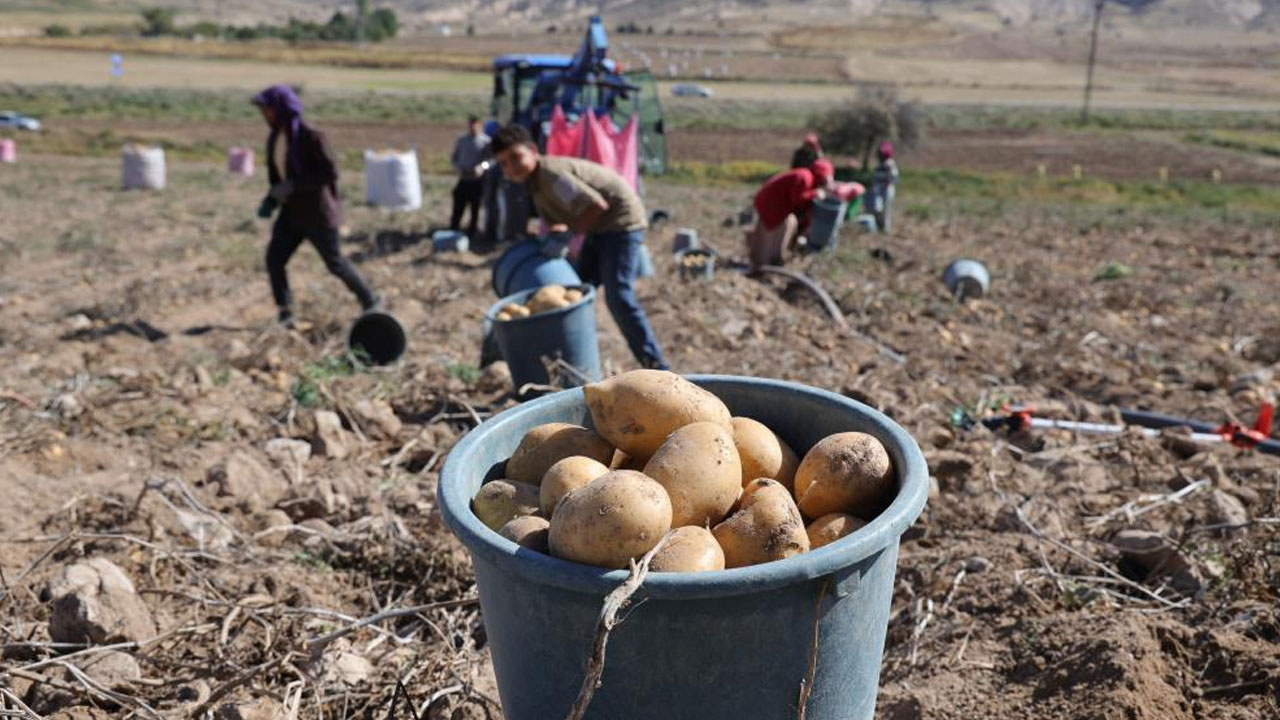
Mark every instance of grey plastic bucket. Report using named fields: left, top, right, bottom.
left=671, top=227, right=699, bottom=255
left=491, top=240, right=582, bottom=298
left=438, top=375, right=929, bottom=720
left=675, top=247, right=716, bottom=280
left=942, top=259, right=990, bottom=301
left=346, top=311, right=406, bottom=366
left=807, top=196, right=846, bottom=251
left=487, top=286, right=601, bottom=389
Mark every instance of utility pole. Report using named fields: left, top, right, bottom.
left=1080, top=0, right=1105, bottom=124
left=356, top=0, right=368, bottom=46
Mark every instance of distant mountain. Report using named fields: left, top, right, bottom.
left=11, top=0, right=1280, bottom=30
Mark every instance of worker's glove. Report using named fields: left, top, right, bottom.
left=269, top=180, right=294, bottom=202
left=540, top=231, right=573, bottom=259
left=256, top=196, right=279, bottom=219
left=472, top=160, right=491, bottom=180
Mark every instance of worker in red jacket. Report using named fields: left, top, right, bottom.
left=745, top=159, right=835, bottom=269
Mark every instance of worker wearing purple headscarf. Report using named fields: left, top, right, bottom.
left=252, top=84, right=378, bottom=327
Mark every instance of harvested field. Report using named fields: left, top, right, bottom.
left=2, top=151, right=1278, bottom=718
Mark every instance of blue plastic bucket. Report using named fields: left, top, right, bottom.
left=671, top=228, right=699, bottom=255
left=942, top=259, right=990, bottom=301
left=491, top=240, right=583, bottom=299
left=487, top=286, right=601, bottom=389
left=439, top=375, right=929, bottom=720
left=807, top=196, right=846, bottom=251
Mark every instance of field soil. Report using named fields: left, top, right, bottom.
left=1, top=153, right=1279, bottom=718
left=27, top=116, right=1280, bottom=186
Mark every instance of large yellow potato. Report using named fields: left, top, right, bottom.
left=472, top=480, right=540, bottom=532
left=499, top=515, right=550, bottom=553
left=540, top=455, right=610, bottom=516
left=564, top=288, right=584, bottom=304
left=650, top=526, right=725, bottom=573
left=806, top=513, right=867, bottom=549
left=583, top=370, right=732, bottom=459
left=712, top=479, right=809, bottom=568
left=794, top=432, right=894, bottom=519
left=505, top=423, right=615, bottom=485
left=643, top=422, right=742, bottom=527
left=731, top=417, right=800, bottom=492
left=549, top=470, right=673, bottom=569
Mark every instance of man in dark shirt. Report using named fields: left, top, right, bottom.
left=490, top=124, right=668, bottom=370
left=450, top=115, right=492, bottom=238
left=252, top=85, right=378, bottom=328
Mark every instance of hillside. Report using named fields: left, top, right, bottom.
left=6, top=0, right=1280, bottom=30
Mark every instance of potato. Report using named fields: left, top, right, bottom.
left=540, top=455, right=610, bottom=516
left=731, top=417, right=800, bottom=492
left=793, top=432, right=894, bottom=519
left=472, top=480, right=540, bottom=532
left=806, top=513, right=867, bottom=550
left=505, top=423, right=614, bottom=485
left=496, top=311, right=513, bottom=322
left=643, top=422, right=741, bottom=527
left=564, top=288, right=584, bottom=304
left=650, top=526, right=725, bottom=573
left=502, top=303, right=531, bottom=318
left=712, top=478, right=809, bottom=568
left=499, top=515, right=550, bottom=553
left=583, top=370, right=732, bottom=458
left=527, top=285, right=568, bottom=314
left=549, top=470, right=672, bottom=569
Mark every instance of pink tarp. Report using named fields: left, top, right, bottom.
left=547, top=106, right=639, bottom=191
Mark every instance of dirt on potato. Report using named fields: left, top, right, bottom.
left=1, top=153, right=1278, bottom=718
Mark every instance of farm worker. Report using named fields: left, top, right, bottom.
left=869, top=140, right=900, bottom=233
left=745, top=159, right=836, bottom=269
left=790, top=132, right=823, bottom=169
left=252, top=84, right=379, bottom=328
left=450, top=114, right=492, bottom=238
left=490, top=124, right=669, bottom=371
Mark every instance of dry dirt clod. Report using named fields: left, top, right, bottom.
left=265, top=437, right=312, bottom=467
left=69, top=650, right=142, bottom=689
left=47, top=558, right=157, bottom=645
left=478, top=360, right=513, bottom=393
left=1206, top=489, right=1249, bottom=533
left=314, top=410, right=352, bottom=459
left=321, top=649, right=374, bottom=687
left=214, top=697, right=287, bottom=720
left=207, top=450, right=288, bottom=512
left=352, top=398, right=403, bottom=439
left=964, top=556, right=992, bottom=573
left=925, top=450, right=974, bottom=484
left=1110, top=529, right=1202, bottom=594
left=53, top=393, right=84, bottom=419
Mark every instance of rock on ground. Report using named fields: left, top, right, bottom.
left=47, top=558, right=157, bottom=645
left=206, top=450, right=288, bottom=512
left=69, top=650, right=142, bottom=689
left=314, top=410, right=352, bottom=459
left=352, top=398, right=402, bottom=439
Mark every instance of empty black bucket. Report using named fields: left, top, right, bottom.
left=347, top=311, right=407, bottom=366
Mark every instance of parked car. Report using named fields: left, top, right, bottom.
left=0, top=111, right=41, bottom=131
left=671, top=83, right=714, bottom=99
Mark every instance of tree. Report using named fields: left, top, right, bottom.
left=367, top=8, right=399, bottom=41
left=140, top=8, right=177, bottom=37
left=812, top=85, right=922, bottom=171
left=44, top=23, right=72, bottom=37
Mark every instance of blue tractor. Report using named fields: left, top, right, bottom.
left=483, top=16, right=667, bottom=244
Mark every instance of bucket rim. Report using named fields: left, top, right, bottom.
left=485, top=285, right=595, bottom=324
left=438, top=374, right=929, bottom=600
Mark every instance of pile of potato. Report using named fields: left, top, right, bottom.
left=680, top=253, right=712, bottom=270
left=471, top=370, right=895, bottom=572
left=495, top=284, right=584, bottom=322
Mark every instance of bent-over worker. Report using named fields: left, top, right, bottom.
left=490, top=124, right=669, bottom=370
left=252, top=84, right=378, bottom=328
left=745, top=159, right=835, bottom=269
